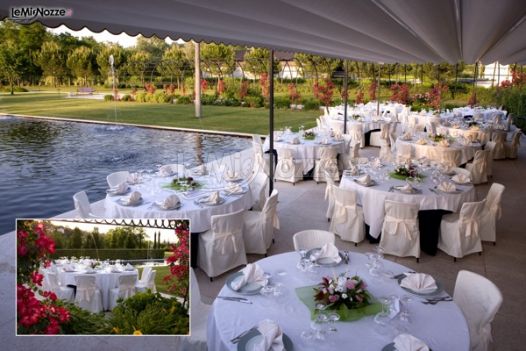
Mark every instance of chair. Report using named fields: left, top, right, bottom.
left=292, top=230, right=335, bottom=251
left=139, top=265, right=152, bottom=285
left=466, top=150, right=488, bottom=184
left=348, top=123, right=364, bottom=148
left=479, top=183, right=505, bottom=244
left=45, top=271, right=74, bottom=302
left=73, top=191, right=96, bottom=218
left=74, top=275, right=103, bottom=313
left=396, top=143, right=413, bottom=163
left=180, top=268, right=211, bottom=351
left=453, top=270, right=503, bottom=351
left=484, top=141, right=495, bottom=178
left=109, top=274, right=137, bottom=310
left=491, top=131, right=506, bottom=159
left=313, top=148, right=340, bottom=183
left=135, top=269, right=156, bottom=293
left=324, top=171, right=336, bottom=221
left=252, top=134, right=262, bottom=146
left=438, top=199, right=486, bottom=260
left=370, top=122, right=391, bottom=147
left=106, top=171, right=130, bottom=188
left=329, top=187, right=365, bottom=245
left=452, top=167, right=471, bottom=178
left=379, top=200, right=420, bottom=261
left=249, top=171, right=268, bottom=211
left=253, top=145, right=270, bottom=176
left=505, top=131, right=521, bottom=159
left=242, top=189, right=279, bottom=255
left=198, top=209, right=247, bottom=279
left=274, top=149, right=303, bottom=184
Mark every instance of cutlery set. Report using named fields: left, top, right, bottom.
left=421, top=296, right=453, bottom=305
left=230, top=326, right=257, bottom=344
left=217, top=296, right=252, bottom=304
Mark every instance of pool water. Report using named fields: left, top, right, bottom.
left=0, top=116, right=251, bottom=234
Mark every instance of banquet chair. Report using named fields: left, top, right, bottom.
left=396, top=143, right=413, bottom=163
left=491, top=131, right=506, bottom=159
left=438, top=199, right=486, bottom=260
left=139, top=265, right=152, bottom=285
left=249, top=171, right=268, bottom=211
left=479, top=183, right=505, bottom=245
left=379, top=141, right=394, bottom=162
left=45, top=271, right=74, bottom=302
left=348, top=123, right=364, bottom=148
left=324, top=171, right=336, bottom=222
left=252, top=134, right=262, bottom=146
left=74, top=275, right=103, bottom=313
left=73, top=191, right=97, bottom=218
left=505, top=131, right=521, bottom=159
left=106, top=171, right=130, bottom=187
left=135, top=269, right=156, bottom=293
left=198, top=209, right=247, bottom=280
left=466, top=150, right=488, bottom=184
left=379, top=200, right=420, bottom=261
left=484, top=142, right=496, bottom=178
left=453, top=167, right=471, bottom=178
left=109, top=274, right=137, bottom=310
left=242, top=189, right=279, bottom=255
left=313, top=147, right=339, bottom=183
left=292, top=230, right=335, bottom=251
left=180, top=268, right=211, bottom=351
left=453, top=270, right=502, bottom=351
left=369, top=122, right=390, bottom=147
left=274, top=149, right=303, bottom=185
left=329, top=187, right=365, bottom=245
left=252, top=142, right=270, bottom=176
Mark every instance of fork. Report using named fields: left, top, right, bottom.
left=230, top=327, right=257, bottom=344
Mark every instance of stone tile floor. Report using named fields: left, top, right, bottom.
left=1, top=138, right=525, bottom=350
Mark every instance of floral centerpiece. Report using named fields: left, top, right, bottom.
left=429, top=133, right=446, bottom=142
left=389, top=163, right=424, bottom=180
left=303, top=130, right=316, bottom=140
left=351, top=114, right=361, bottom=120
left=314, top=274, right=372, bottom=310
left=164, top=177, right=202, bottom=191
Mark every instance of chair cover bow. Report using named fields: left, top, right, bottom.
left=384, top=215, right=417, bottom=240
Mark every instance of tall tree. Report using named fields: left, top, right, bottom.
left=200, top=43, right=235, bottom=77
left=243, top=47, right=278, bottom=78
left=0, top=40, right=22, bottom=94
left=35, top=40, right=66, bottom=86
left=136, top=36, right=168, bottom=61
left=157, top=45, right=191, bottom=88
left=66, top=46, right=96, bottom=86
left=96, top=43, right=127, bottom=84
left=126, top=50, right=153, bottom=86
left=294, top=53, right=339, bottom=81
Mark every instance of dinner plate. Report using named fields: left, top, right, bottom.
left=306, top=248, right=344, bottom=267
left=393, top=186, right=421, bottom=194
left=106, top=187, right=130, bottom=196
left=353, top=179, right=376, bottom=187
left=154, top=201, right=182, bottom=210
left=195, top=196, right=226, bottom=206
left=117, top=198, right=144, bottom=207
left=84, top=271, right=97, bottom=274
left=222, top=187, right=248, bottom=196
left=226, top=272, right=265, bottom=295
left=396, top=275, right=443, bottom=296
left=237, top=329, right=293, bottom=351
left=434, top=187, right=463, bottom=194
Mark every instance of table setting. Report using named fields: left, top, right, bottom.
left=207, top=247, right=469, bottom=351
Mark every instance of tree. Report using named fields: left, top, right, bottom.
left=66, top=46, right=96, bottom=86
left=0, top=40, right=22, bottom=94
left=96, top=43, right=127, bottom=84
left=35, top=41, right=66, bottom=87
left=136, top=36, right=168, bottom=61
left=126, top=50, right=152, bottom=86
left=294, top=53, right=339, bottom=81
left=243, top=47, right=278, bottom=78
left=157, top=45, right=191, bottom=89
left=200, top=43, right=235, bottom=78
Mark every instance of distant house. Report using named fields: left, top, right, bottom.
left=232, top=50, right=302, bottom=79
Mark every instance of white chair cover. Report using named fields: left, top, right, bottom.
left=348, top=123, right=364, bottom=148
left=369, top=123, right=390, bottom=147
left=136, top=270, right=156, bottom=293
left=110, top=274, right=137, bottom=310
left=479, top=183, right=505, bottom=243
left=106, top=171, right=130, bottom=188
left=198, top=209, right=247, bottom=278
left=491, top=131, right=506, bottom=159
left=329, top=187, right=365, bottom=244
left=242, top=190, right=279, bottom=254
left=73, top=191, right=95, bottom=218
left=140, top=265, right=152, bottom=284
left=380, top=200, right=420, bottom=259
left=313, top=147, right=340, bottom=183
left=292, top=230, right=335, bottom=251
left=438, top=199, right=486, bottom=259
left=249, top=171, right=268, bottom=211
left=466, top=150, right=488, bottom=184
left=324, top=171, right=336, bottom=220
left=505, top=131, right=521, bottom=159
left=74, top=275, right=103, bottom=313
left=453, top=270, right=503, bottom=351
left=275, top=149, right=303, bottom=184
left=252, top=134, right=262, bottom=145
left=45, top=271, right=74, bottom=302
left=253, top=143, right=270, bottom=176
left=484, top=141, right=495, bottom=177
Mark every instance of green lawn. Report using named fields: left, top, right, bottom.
left=0, top=93, right=319, bottom=135
left=137, top=265, right=173, bottom=295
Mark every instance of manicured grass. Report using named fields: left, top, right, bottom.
left=0, top=93, right=319, bottom=135
left=138, top=265, right=173, bottom=295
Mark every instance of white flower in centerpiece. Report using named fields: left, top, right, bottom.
left=342, top=293, right=348, bottom=299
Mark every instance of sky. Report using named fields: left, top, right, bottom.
left=48, top=25, right=183, bottom=47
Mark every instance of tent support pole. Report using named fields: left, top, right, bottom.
left=376, top=64, right=381, bottom=116
left=343, top=60, right=348, bottom=134
left=269, top=49, right=275, bottom=195
left=194, top=41, right=202, bottom=118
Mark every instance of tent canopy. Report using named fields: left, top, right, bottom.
left=1, top=0, right=525, bottom=64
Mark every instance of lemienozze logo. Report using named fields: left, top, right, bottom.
left=10, top=6, right=73, bottom=23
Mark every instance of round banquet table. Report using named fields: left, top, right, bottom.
left=104, top=174, right=253, bottom=233
left=56, top=269, right=138, bottom=310
left=263, top=134, right=345, bottom=175
left=438, top=125, right=491, bottom=144
left=395, top=137, right=481, bottom=166
left=339, top=166, right=476, bottom=239
left=207, top=252, right=470, bottom=351
left=327, top=118, right=386, bottom=135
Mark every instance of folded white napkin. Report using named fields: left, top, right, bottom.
left=400, top=273, right=437, bottom=294
left=438, top=139, right=450, bottom=147
left=125, top=263, right=134, bottom=271
left=254, top=319, right=285, bottom=351
left=231, top=264, right=267, bottom=291
left=357, top=174, right=372, bottom=185
left=226, top=183, right=243, bottom=194
left=111, top=182, right=128, bottom=194
left=416, top=138, right=427, bottom=145
left=316, top=243, right=341, bottom=262
left=398, top=183, right=414, bottom=193
left=437, top=181, right=456, bottom=193
left=393, top=333, right=430, bottom=351
left=121, top=191, right=142, bottom=205
left=452, top=173, right=470, bottom=184
left=127, top=173, right=140, bottom=185
left=161, top=194, right=180, bottom=209
left=291, top=137, right=300, bottom=144
left=159, top=165, right=174, bottom=177
left=206, top=191, right=221, bottom=204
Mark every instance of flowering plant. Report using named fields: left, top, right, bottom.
left=430, top=133, right=446, bottom=142
left=303, top=131, right=316, bottom=140
left=314, top=273, right=372, bottom=310
left=352, top=114, right=361, bottom=120
left=164, top=221, right=190, bottom=306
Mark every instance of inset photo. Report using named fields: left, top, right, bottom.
left=16, top=218, right=189, bottom=335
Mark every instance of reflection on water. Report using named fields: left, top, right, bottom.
left=0, top=116, right=251, bottom=234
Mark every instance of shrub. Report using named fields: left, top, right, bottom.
left=153, top=91, right=172, bottom=103
left=244, top=95, right=264, bottom=108
left=120, top=94, right=133, bottom=102
left=201, top=94, right=217, bottom=105
left=176, top=95, right=192, bottom=104
left=103, top=94, right=114, bottom=101
left=61, top=303, right=111, bottom=335
left=448, top=82, right=469, bottom=94
left=302, top=98, right=321, bottom=111
left=274, top=96, right=290, bottom=109
left=2, top=86, right=29, bottom=92
left=52, top=249, right=165, bottom=260
left=135, top=92, right=147, bottom=103
left=223, top=98, right=241, bottom=107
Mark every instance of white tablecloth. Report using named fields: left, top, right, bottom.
left=396, top=138, right=481, bottom=166
left=339, top=169, right=476, bottom=238
left=207, top=252, right=470, bottom=351
left=263, top=135, right=344, bottom=174
left=327, top=118, right=384, bottom=135
left=105, top=175, right=253, bottom=233
left=57, top=270, right=138, bottom=310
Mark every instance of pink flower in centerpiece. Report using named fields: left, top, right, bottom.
left=346, top=280, right=356, bottom=290
left=329, top=295, right=340, bottom=303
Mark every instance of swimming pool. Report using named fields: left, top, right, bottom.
left=0, top=116, right=251, bottom=234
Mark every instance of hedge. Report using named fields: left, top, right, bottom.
left=52, top=249, right=165, bottom=260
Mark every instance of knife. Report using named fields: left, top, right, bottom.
left=217, top=296, right=252, bottom=304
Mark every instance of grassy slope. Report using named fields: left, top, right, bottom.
left=0, top=93, right=319, bottom=135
